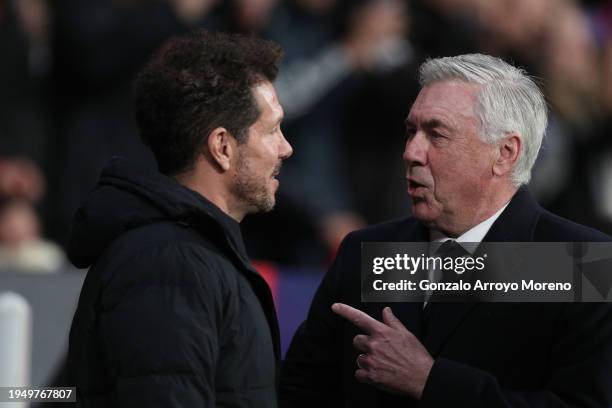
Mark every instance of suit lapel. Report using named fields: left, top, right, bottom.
left=423, top=302, right=478, bottom=355
left=421, top=187, right=542, bottom=355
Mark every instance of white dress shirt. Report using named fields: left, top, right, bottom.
left=429, top=202, right=510, bottom=248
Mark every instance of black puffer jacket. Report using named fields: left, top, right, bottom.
left=66, top=158, right=280, bottom=407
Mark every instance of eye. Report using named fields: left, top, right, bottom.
left=406, top=128, right=416, bottom=138
left=430, top=130, right=446, bottom=139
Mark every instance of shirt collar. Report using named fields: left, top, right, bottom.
left=429, top=201, right=510, bottom=253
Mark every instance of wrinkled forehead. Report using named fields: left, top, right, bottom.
left=407, top=80, right=481, bottom=124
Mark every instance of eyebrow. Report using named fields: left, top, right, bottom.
left=275, top=112, right=284, bottom=127
left=269, top=113, right=284, bottom=131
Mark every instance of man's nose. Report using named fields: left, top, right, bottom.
left=279, top=131, right=293, bottom=160
left=403, top=132, right=427, bottom=166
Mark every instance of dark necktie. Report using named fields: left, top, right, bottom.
left=422, top=240, right=470, bottom=322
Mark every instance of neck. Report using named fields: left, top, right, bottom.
left=174, top=167, right=245, bottom=222
left=442, top=184, right=518, bottom=238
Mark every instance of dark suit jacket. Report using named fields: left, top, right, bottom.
left=280, top=188, right=612, bottom=408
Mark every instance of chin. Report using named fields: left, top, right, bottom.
left=255, top=193, right=275, bottom=213
left=262, top=198, right=275, bottom=213
left=411, top=200, right=437, bottom=223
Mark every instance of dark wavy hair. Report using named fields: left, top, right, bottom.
left=134, top=30, right=283, bottom=175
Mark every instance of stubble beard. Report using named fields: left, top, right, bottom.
left=231, top=151, right=277, bottom=214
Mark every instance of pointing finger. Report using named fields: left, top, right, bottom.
left=332, top=303, right=385, bottom=334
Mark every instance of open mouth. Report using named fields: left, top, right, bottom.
left=408, top=179, right=427, bottom=189
left=272, top=163, right=282, bottom=179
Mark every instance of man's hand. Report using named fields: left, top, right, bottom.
left=331, top=303, right=433, bottom=399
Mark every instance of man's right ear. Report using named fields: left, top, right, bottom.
left=206, top=127, right=234, bottom=172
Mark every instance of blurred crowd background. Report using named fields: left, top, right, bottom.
left=2, top=0, right=612, bottom=272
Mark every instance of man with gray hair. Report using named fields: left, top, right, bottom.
left=280, top=54, right=612, bottom=407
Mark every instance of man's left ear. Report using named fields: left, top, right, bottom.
left=493, top=133, right=521, bottom=177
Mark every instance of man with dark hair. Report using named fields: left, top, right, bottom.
left=66, top=30, right=292, bottom=406
left=280, top=54, right=612, bottom=407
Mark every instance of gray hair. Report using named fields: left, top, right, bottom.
left=419, top=54, right=547, bottom=186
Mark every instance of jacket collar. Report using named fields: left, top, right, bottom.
left=483, top=186, right=541, bottom=242
left=69, top=157, right=254, bottom=272
left=183, top=190, right=254, bottom=272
